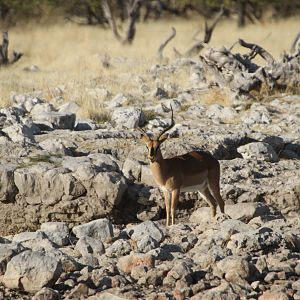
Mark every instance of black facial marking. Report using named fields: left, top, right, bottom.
left=150, top=147, right=154, bottom=157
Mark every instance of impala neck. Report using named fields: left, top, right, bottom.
left=149, top=148, right=168, bottom=184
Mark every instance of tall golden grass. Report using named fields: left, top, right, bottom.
left=0, top=17, right=299, bottom=114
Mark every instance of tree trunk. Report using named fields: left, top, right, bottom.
left=237, top=0, right=246, bottom=28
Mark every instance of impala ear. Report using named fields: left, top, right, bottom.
left=158, top=134, right=169, bottom=143
left=140, top=135, right=150, bottom=144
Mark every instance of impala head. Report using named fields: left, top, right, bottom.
left=138, top=106, right=175, bottom=163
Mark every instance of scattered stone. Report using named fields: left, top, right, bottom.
left=117, top=253, right=154, bottom=274
left=33, top=287, right=61, bottom=300
left=75, top=236, right=105, bottom=258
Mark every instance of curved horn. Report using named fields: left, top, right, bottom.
left=137, top=108, right=150, bottom=140
left=157, top=105, right=175, bottom=141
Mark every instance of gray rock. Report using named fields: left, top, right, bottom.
left=88, top=153, right=121, bottom=172
left=122, top=158, right=142, bottom=182
left=2, top=124, right=35, bottom=144
left=136, top=206, right=161, bottom=222
left=72, top=218, right=113, bottom=241
left=206, top=104, right=238, bottom=121
left=0, top=164, right=18, bottom=202
left=227, top=227, right=282, bottom=254
left=137, top=235, right=159, bottom=253
left=32, top=112, right=76, bottom=130
left=243, top=104, right=271, bottom=125
left=13, top=231, right=57, bottom=251
left=237, top=142, right=279, bottom=162
left=280, top=149, right=299, bottom=159
left=191, top=202, right=271, bottom=224
left=33, top=287, right=61, bottom=300
left=40, top=222, right=70, bottom=247
left=0, top=242, right=25, bottom=275
left=75, top=236, right=105, bottom=258
left=39, top=138, right=72, bottom=156
left=93, top=171, right=127, bottom=206
left=30, top=103, right=56, bottom=115
left=263, top=136, right=284, bottom=152
left=106, top=239, right=131, bottom=257
left=14, top=165, right=86, bottom=205
left=75, top=119, right=98, bottom=131
left=58, top=102, right=81, bottom=115
left=128, top=221, right=164, bottom=244
left=111, top=107, right=145, bottom=129
left=3, top=250, right=63, bottom=293
left=215, top=255, right=254, bottom=280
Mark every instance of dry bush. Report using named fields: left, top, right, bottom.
left=200, top=88, right=233, bottom=106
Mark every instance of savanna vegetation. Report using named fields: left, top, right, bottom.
left=0, top=0, right=299, bottom=118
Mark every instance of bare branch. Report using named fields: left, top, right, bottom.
left=238, top=38, right=275, bottom=64
left=204, top=6, right=226, bottom=44
left=157, top=27, right=176, bottom=61
left=291, top=32, right=300, bottom=54
left=184, top=7, right=225, bottom=57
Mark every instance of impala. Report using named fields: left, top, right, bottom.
left=138, top=107, right=225, bottom=226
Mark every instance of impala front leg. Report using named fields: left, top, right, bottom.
left=163, top=190, right=171, bottom=226
left=171, top=189, right=180, bottom=226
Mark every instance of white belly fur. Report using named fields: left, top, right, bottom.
left=161, top=181, right=207, bottom=193
left=181, top=182, right=207, bottom=192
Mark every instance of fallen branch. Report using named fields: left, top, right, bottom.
left=157, top=27, right=176, bottom=61
left=238, top=38, right=275, bottom=64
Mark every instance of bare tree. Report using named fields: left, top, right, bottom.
left=0, top=32, right=23, bottom=66
left=101, top=0, right=142, bottom=44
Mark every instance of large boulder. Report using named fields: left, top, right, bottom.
left=14, top=165, right=86, bottom=206
left=2, top=124, right=35, bottom=144
left=72, top=218, right=113, bottom=241
left=3, top=250, right=63, bottom=293
left=93, top=171, right=127, bottom=207
left=32, top=112, right=76, bottom=130
left=111, top=107, right=145, bottom=129
left=0, top=241, right=25, bottom=275
left=237, top=142, right=278, bottom=162
left=40, top=222, right=70, bottom=247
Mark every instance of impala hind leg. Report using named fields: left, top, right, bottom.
left=208, top=166, right=225, bottom=214
left=171, top=189, right=180, bottom=226
left=163, top=191, right=171, bottom=226
left=199, top=187, right=217, bottom=218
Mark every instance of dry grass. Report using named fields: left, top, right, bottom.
left=0, top=17, right=299, bottom=115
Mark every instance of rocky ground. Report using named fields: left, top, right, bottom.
left=0, top=57, right=299, bottom=299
